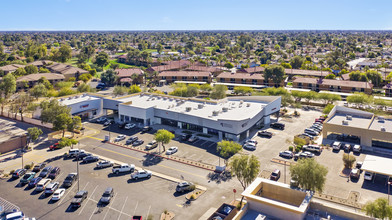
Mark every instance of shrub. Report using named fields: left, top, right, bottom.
left=189, top=185, right=196, bottom=191
left=289, top=146, right=294, bottom=152
left=295, top=146, right=302, bottom=152
left=343, top=154, right=356, bottom=169
left=68, top=77, right=76, bottom=82
left=323, top=104, right=335, bottom=114
left=24, top=164, right=32, bottom=170
left=58, top=88, right=76, bottom=97
left=190, top=194, right=196, bottom=200
left=294, top=136, right=306, bottom=146
left=9, top=170, right=15, bottom=175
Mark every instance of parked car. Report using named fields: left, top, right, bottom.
left=176, top=181, right=195, bottom=193
left=71, top=191, right=88, bottom=208
left=304, top=128, right=318, bottom=136
left=270, top=122, right=285, bottom=130
left=303, top=144, right=322, bottom=153
left=132, top=139, right=144, bottom=146
left=45, top=182, right=60, bottom=195
left=12, top=169, right=26, bottom=179
left=28, top=177, right=43, bottom=188
left=96, top=117, right=107, bottom=123
left=124, top=123, right=136, bottom=130
left=75, top=152, right=91, bottom=160
left=35, top=178, right=51, bottom=192
left=126, top=136, right=138, bottom=145
left=180, top=133, right=192, bottom=141
left=166, top=146, right=178, bottom=155
left=48, top=167, right=60, bottom=179
left=332, top=141, right=341, bottom=151
left=300, top=133, right=314, bottom=140
left=356, top=161, right=363, bottom=169
left=96, top=82, right=106, bottom=90
left=245, top=139, right=258, bottom=145
left=20, top=172, right=36, bottom=185
left=112, top=164, right=135, bottom=174
left=294, top=152, right=314, bottom=160
left=5, top=212, right=25, bottom=220
left=145, top=141, right=158, bottom=150
left=258, top=131, right=272, bottom=138
left=68, top=149, right=85, bottom=158
left=96, top=160, right=114, bottom=169
left=32, top=163, right=46, bottom=172
left=279, top=151, right=293, bottom=159
left=63, top=173, right=78, bottom=188
left=52, top=188, right=66, bottom=201
left=39, top=166, right=53, bottom=178
left=83, top=155, right=99, bottom=163
left=141, top=126, right=152, bottom=133
left=350, top=168, right=360, bottom=179
left=243, top=143, right=256, bottom=150
left=188, top=135, right=199, bottom=143
left=353, top=145, right=362, bottom=153
left=103, top=120, right=114, bottom=126
left=114, top=135, right=126, bottom=142
left=100, top=187, right=114, bottom=204
left=131, top=170, right=152, bottom=180
left=270, top=169, right=281, bottom=181
left=220, top=205, right=233, bottom=215
left=49, top=143, right=61, bottom=150
left=344, top=144, right=351, bottom=152
left=364, top=172, right=374, bottom=181
left=1, top=209, right=19, bottom=219
left=302, top=151, right=315, bottom=158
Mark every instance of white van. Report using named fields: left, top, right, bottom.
left=69, top=149, right=85, bottom=157
left=303, top=144, right=322, bottom=153
left=36, top=178, right=51, bottom=191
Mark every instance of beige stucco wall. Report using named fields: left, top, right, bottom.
left=0, top=135, right=27, bottom=154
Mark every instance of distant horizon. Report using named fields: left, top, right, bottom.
left=1, top=29, right=392, bottom=32
left=1, top=0, right=392, bottom=31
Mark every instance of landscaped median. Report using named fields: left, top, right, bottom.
left=107, top=141, right=216, bottom=171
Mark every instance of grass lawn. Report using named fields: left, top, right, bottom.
left=102, top=59, right=143, bottom=70
left=143, top=49, right=157, bottom=53
left=205, top=47, right=214, bottom=52
left=115, top=52, right=126, bottom=55
left=66, top=57, right=79, bottom=67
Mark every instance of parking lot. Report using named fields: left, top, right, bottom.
left=0, top=152, right=217, bottom=220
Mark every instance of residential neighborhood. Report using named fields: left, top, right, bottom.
left=1, top=1, right=392, bottom=220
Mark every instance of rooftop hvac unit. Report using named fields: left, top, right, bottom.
left=246, top=103, right=251, bottom=107
left=240, top=100, right=244, bottom=104
left=378, top=116, right=385, bottom=122
left=169, top=98, right=173, bottom=101
left=342, top=120, right=349, bottom=125
left=74, top=95, right=79, bottom=99
left=163, top=97, right=167, bottom=100
left=59, top=98, right=64, bottom=101
left=186, top=107, right=192, bottom=112
left=212, top=111, right=219, bottom=116
left=346, top=115, right=352, bottom=120
left=381, top=126, right=386, bottom=131
left=68, top=97, right=72, bottom=100
left=198, top=104, right=204, bottom=109
left=222, top=107, right=228, bottom=112
left=157, top=96, right=161, bottom=99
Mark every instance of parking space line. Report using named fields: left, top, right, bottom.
left=103, top=193, right=117, bottom=220
left=88, top=206, right=97, bottom=220
left=78, top=184, right=98, bottom=216
left=57, top=181, right=78, bottom=206
left=146, top=205, right=151, bottom=219
left=89, top=198, right=133, bottom=218
left=133, top=201, right=138, bottom=216
left=207, top=142, right=216, bottom=148
left=117, top=196, right=128, bottom=220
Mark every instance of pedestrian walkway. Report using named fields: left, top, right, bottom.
left=0, top=196, right=20, bottom=212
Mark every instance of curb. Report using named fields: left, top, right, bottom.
left=108, top=141, right=216, bottom=172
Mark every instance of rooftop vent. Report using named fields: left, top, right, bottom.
left=212, top=111, right=219, bottom=116
left=185, top=107, right=192, bottom=112
left=163, top=97, right=167, bottom=100
left=246, top=103, right=251, bottom=107
left=198, top=104, right=204, bottom=109
left=59, top=98, right=64, bottom=101
left=222, top=107, right=228, bottom=112
left=381, top=126, right=386, bottom=131
left=240, top=100, right=244, bottom=104
left=68, top=97, right=72, bottom=100
left=157, top=96, right=161, bottom=99
left=346, top=115, right=352, bottom=120
left=342, top=120, right=349, bottom=125
left=378, top=116, right=385, bottom=122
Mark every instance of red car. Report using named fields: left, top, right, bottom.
left=49, top=143, right=60, bottom=150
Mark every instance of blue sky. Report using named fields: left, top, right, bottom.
left=1, top=0, right=391, bottom=30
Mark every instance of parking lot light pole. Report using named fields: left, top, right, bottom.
left=77, top=152, right=80, bottom=192
left=389, top=182, right=391, bottom=205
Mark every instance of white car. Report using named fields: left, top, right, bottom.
left=332, top=141, right=341, bottom=151
left=124, top=123, right=136, bottom=130
left=245, top=139, right=258, bottom=145
left=364, top=171, right=374, bottom=181
left=52, top=188, right=66, bottom=201
left=243, top=143, right=256, bottom=150
left=96, top=160, right=114, bottom=168
left=166, top=146, right=178, bottom=155
left=97, top=117, right=107, bottom=123
left=114, top=135, right=126, bottom=142
left=279, top=151, right=293, bottom=158
left=5, top=212, right=25, bottom=220
left=131, top=170, right=152, bottom=180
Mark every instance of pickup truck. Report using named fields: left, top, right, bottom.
left=112, top=164, right=135, bottom=174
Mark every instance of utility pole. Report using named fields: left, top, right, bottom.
left=77, top=152, right=80, bottom=192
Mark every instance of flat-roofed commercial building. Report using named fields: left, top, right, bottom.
left=58, top=94, right=103, bottom=119
left=0, top=118, right=28, bottom=154
left=115, top=93, right=281, bottom=141
left=233, top=178, right=312, bottom=220
left=323, top=106, right=392, bottom=150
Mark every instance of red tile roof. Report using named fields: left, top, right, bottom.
left=159, top=71, right=211, bottom=77
left=293, top=77, right=373, bottom=89
left=115, top=68, right=143, bottom=78
left=285, top=69, right=329, bottom=77
left=217, top=72, right=264, bottom=80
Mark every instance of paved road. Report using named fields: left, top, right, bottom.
left=0, top=196, right=20, bottom=212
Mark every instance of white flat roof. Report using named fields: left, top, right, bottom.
left=213, top=82, right=268, bottom=88
left=59, top=95, right=99, bottom=105
left=361, top=155, right=392, bottom=176
left=118, top=94, right=268, bottom=121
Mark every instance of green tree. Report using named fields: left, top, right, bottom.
left=347, top=93, right=372, bottom=105
left=27, top=127, right=43, bottom=144
left=280, top=62, right=292, bottom=69
left=200, top=84, right=213, bottom=93
left=217, top=140, right=242, bottom=161
left=78, top=73, right=92, bottom=83
left=24, top=65, right=38, bottom=74
left=29, top=83, right=48, bottom=100
left=13, top=68, right=27, bottom=77
left=366, top=70, right=382, bottom=87
left=101, top=69, right=117, bottom=86
left=77, top=83, right=92, bottom=92
left=39, top=67, right=50, bottom=73
left=290, top=56, right=304, bottom=69
left=290, top=158, right=328, bottom=192
left=210, top=85, right=227, bottom=99
left=363, top=198, right=392, bottom=219
left=94, top=52, right=110, bottom=68
left=318, top=93, right=341, bottom=104
left=52, top=44, right=72, bottom=62
left=325, top=74, right=336, bottom=79
left=53, top=113, right=72, bottom=137
left=154, top=129, right=175, bottom=153
left=40, top=99, right=71, bottom=124
left=323, top=104, right=335, bottom=114
left=349, top=71, right=368, bottom=82
left=342, top=154, right=356, bottom=169
left=156, top=43, right=163, bottom=54
left=113, top=86, right=128, bottom=96
left=58, top=137, right=78, bottom=149
left=229, top=154, right=260, bottom=204
left=264, top=65, right=285, bottom=85
left=223, top=62, right=234, bottom=69
left=67, top=116, right=82, bottom=136
left=0, top=73, right=16, bottom=114
left=10, top=93, right=34, bottom=121
left=233, top=86, right=253, bottom=95
left=38, top=77, right=53, bottom=90
left=129, top=85, right=141, bottom=94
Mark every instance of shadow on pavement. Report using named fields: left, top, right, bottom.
left=207, top=171, right=232, bottom=184
left=142, top=154, right=163, bottom=166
